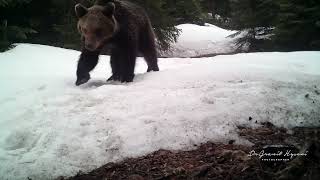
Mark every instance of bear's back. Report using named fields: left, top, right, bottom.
left=100, top=0, right=150, bottom=30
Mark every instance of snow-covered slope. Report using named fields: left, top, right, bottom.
left=162, top=23, right=239, bottom=57
left=0, top=44, right=320, bottom=180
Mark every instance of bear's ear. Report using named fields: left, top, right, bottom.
left=75, top=4, right=88, bottom=18
left=102, top=2, right=115, bottom=17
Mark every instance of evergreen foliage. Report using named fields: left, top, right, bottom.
left=200, top=0, right=231, bottom=28
left=229, top=0, right=279, bottom=51
left=0, top=0, right=36, bottom=51
left=230, top=0, right=278, bottom=30
left=163, top=0, right=204, bottom=25
left=274, top=0, right=320, bottom=50
left=0, top=0, right=183, bottom=52
left=1, top=0, right=319, bottom=52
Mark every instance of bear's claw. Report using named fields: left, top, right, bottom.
left=107, top=74, right=134, bottom=83
left=75, top=76, right=90, bottom=86
left=107, top=74, right=120, bottom=82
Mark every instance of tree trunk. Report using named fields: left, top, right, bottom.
left=2, top=20, right=7, bottom=42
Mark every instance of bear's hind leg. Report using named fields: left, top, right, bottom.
left=140, top=25, right=159, bottom=72
left=76, top=49, right=100, bottom=86
left=143, top=46, right=159, bottom=72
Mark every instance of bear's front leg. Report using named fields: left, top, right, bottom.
left=120, top=44, right=137, bottom=83
left=76, top=49, right=100, bottom=86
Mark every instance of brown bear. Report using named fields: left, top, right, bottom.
left=75, top=0, right=159, bottom=86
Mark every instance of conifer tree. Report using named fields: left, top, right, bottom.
left=0, top=0, right=36, bottom=51
left=163, top=0, right=204, bottom=25
left=229, top=0, right=278, bottom=51
left=274, top=0, right=320, bottom=50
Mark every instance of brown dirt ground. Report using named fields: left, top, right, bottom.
left=60, top=122, right=320, bottom=180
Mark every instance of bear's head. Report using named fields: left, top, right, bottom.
left=75, top=2, right=118, bottom=51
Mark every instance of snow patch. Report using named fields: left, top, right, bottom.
left=162, top=23, right=239, bottom=57
left=0, top=44, right=319, bottom=180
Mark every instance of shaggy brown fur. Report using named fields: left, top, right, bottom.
left=75, top=0, right=159, bottom=86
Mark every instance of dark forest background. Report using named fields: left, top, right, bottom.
left=0, top=0, right=320, bottom=52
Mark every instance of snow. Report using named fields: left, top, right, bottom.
left=162, top=23, right=239, bottom=57
left=0, top=44, right=320, bottom=178
left=0, top=44, right=319, bottom=179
